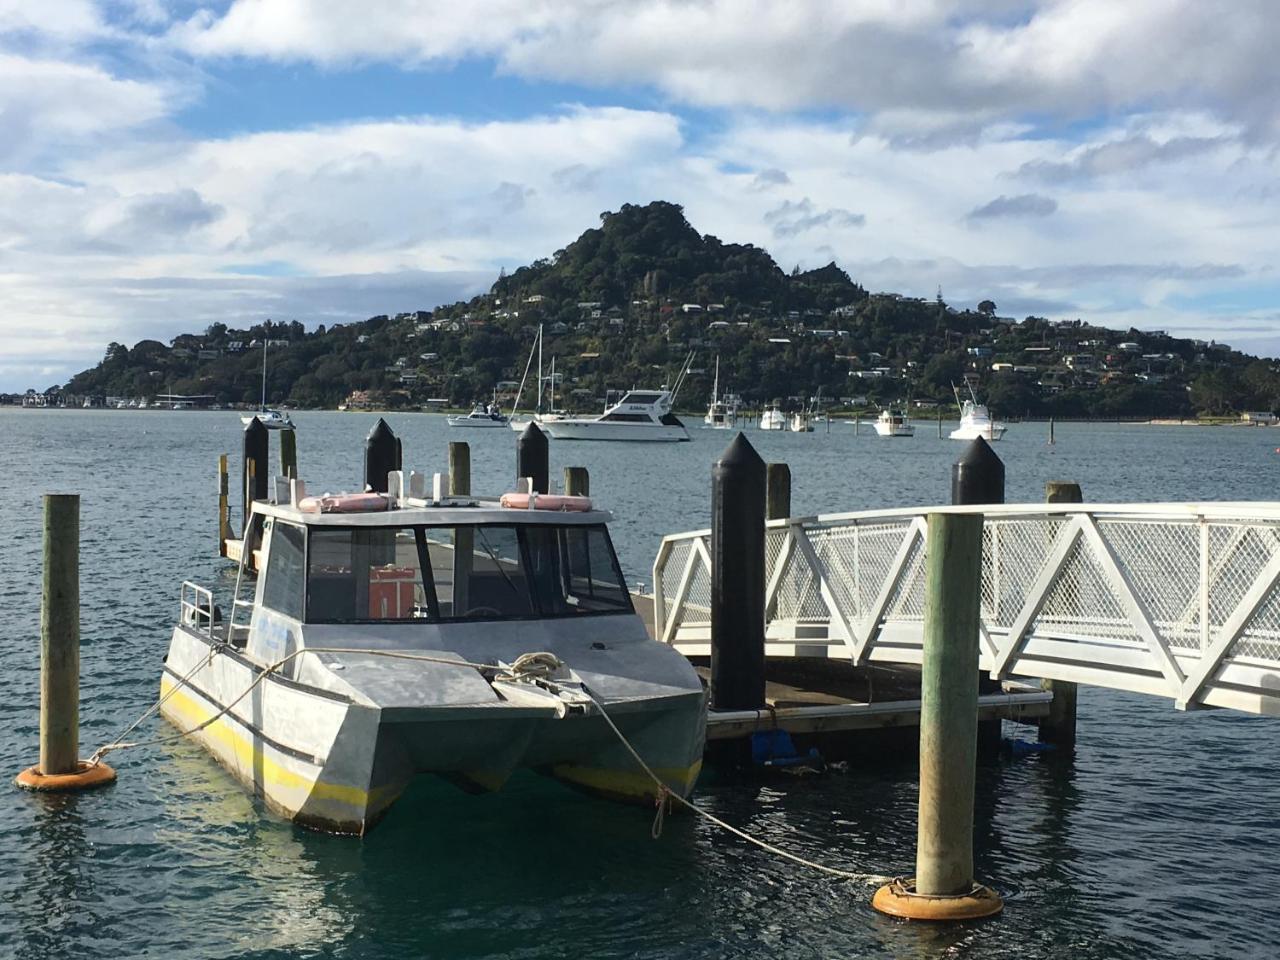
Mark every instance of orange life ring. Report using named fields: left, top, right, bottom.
left=298, top=492, right=390, bottom=514
left=499, top=492, right=593, bottom=512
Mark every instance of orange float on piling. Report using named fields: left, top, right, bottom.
left=15, top=760, right=116, bottom=792
left=872, top=877, right=1003, bottom=921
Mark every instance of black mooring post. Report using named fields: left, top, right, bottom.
left=516, top=422, right=549, bottom=494
left=951, top=436, right=1005, bottom=760
left=242, top=417, right=269, bottom=531
left=365, top=418, right=399, bottom=494
left=710, top=432, right=767, bottom=713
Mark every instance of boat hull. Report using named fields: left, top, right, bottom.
left=537, top=420, right=689, bottom=442
left=160, top=625, right=705, bottom=834
left=949, top=424, right=1006, bottom=440
left=445, top=418, right=510, bottom=428
left=873, top=424, right=915, bottom=437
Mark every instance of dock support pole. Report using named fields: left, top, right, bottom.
left=952, top=437, right=1004, bottom=760
left=1039, top=481, right=1082, bottom=749
left=242, top=417, right=269, bottom=531
left=364, top=418, right=400, bottom=494
left=872, top=512, right=1001, bottom=919
left=516, top=422, right=549, bottom=494
left=448, top=441, right=471, bottom=496
left=564, top=466, right=590, bottom=497
left=279, top=428, right=297, bottom=479
left=710, top=433, right=767, bottom=713
left=217, top=454, right=231, bottom=557
left=765, top=462, right=791, bottom=521
left=15, top=495, right=116, bottom=791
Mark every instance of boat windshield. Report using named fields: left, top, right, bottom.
left=303, top=523, right=632, bottom=623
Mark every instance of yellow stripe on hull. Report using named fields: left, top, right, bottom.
left=550, top=759, right=703, bottom=803
left=159, top=677, right=382, bottom=828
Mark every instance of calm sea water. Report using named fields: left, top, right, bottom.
left=2, top=409, right=1278, bottom=960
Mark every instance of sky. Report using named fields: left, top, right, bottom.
left=3, top=0, right=1280, bottom=391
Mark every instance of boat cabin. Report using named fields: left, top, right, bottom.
left=235, top=500, right=633, bottom=664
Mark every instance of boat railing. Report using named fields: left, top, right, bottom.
left=653, top=501, right=1280, bottom=715
left=179, top=581, right=220, bottom=642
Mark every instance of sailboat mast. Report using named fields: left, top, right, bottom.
left=537, top=324, right=544, bottom=415
left=260, top=339, right=268, bottom=411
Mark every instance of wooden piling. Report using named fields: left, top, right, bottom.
left=40, top=495, right=80, bottom=776
left=15, top=495, right=116, bottom=792
left=449, top=441, right=471, bottom=496
left=279, top=428, right=297, bottom=479
left=765, top=462, right=791, bottom=521
left=564, top=466, right=590, bottom=497
left=516, top=422, right=549, bottom=494
left=1040, top=481, right=1082, bottom=749
left=365, top=419, right=400, bottom=494
left=242, top=417, right=269, bottom=531
left=872, top=512, right=1001, bottom=919
left=217, top=454, right=230, bottom=557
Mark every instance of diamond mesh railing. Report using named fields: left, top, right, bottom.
left=652, top=502, right=1280, bottom=715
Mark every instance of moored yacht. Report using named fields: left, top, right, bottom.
left=447, top=402, right=510, bottom=428
left=873, top=407, right=914, bottom=437
left=949, top=384, right=1007, bottom=441
left=759, top=402, right=786, bottom=431
left=537, top=389, right=689, bottom=442
left=704, top=357, right=737, bottom=429
left=162, top=479, right=706, bottom=834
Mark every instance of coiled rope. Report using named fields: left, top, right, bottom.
left=93, top=647, right=888, bottom=885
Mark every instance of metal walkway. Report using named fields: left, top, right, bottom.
left=653, top=502, right=1280, bottom=716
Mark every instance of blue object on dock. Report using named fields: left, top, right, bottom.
left=1003, top=737, right=1056, bottom=757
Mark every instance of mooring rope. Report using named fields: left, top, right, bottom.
left=93, top=646, right=889, bottom=885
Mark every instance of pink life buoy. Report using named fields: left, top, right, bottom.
left=499, top=492, right=593, bottom=512
left=298, top=492, right=390, bottom=514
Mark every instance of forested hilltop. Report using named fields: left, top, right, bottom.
left=48, top=201, right=1280, bottom=418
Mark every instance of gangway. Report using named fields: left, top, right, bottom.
left=653, top=502, right=1280, bottom=716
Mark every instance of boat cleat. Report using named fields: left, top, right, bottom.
left=491, top=660, right=595, bottom=718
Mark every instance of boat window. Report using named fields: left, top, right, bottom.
left=600, top=412, right=652, bottom=422
left=304, top=523, right=630, bottom=623
left=262, top=521, right=306, bottom=620
left=659, top=413, right=684, bottom=427
left=619, top=393, right=661, bottom=404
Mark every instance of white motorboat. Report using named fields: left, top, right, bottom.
left=536, top=389, right=690, bottom=442
left=242, top=409, right=295, bottom=430
left=873, top=408, right=914, bottom=437
left=447, top=402, right=510, bottom=428
left=241, top=340, right=294, bottom=430
left=789, top=412, right=813, bottom=433
left=704, top=357, right=737, bottom=429
left=163, top=482, right=706, bottom=834
left=949, top=384, right=1006, bottom=441
left=759, top=403, right=786, bottom=431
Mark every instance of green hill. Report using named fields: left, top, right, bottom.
left=53, top=201, right=1280, bottom=419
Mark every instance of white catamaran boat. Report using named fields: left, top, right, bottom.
left=163, top=482, right=706, bottom=834
left=873, top=408, right=915, bottom=437
left=759, top=403, right=786, bottom=431
left=704, top=358, right=737, bottom=429
left=949, top=384, right=1007, bottom=441
left=447, top=401, right=510, bottom=429
left=241, top=340, right=294, bottom=430
left=537, top=389, right=690, bottom=442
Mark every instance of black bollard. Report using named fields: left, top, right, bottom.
left=242, top=417, right=269, bottom=531
left=710, top=433, right=767, bottom=712
left=951, top=436, right=1004, bottom=760
left=516, top=422, right=549, bottom=494
left=951, top=437, right=1004, bottom=505
left=364, top=419, right=400, bottom=494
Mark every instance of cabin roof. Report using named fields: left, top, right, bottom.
left=253, top=498, right=612, bottom=527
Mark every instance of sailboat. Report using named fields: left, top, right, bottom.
left=241, top=340, right=294, bottom=429
left=508, top=325, right=562, bottom=431
left=704, top=357, right=737, bottom=429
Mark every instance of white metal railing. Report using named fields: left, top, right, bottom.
left=179, top=581, right=218, bottom=641
left=652, top=503, right=1280, bottom=716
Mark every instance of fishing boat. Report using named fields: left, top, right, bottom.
left=447, top=395, right=510, bottom=429
left=704, top=358, right=737, bottom=429
left=536, top=389, right=689, bottom=442
left=949, top=383, right=1006, bottom=441
left=789, top=412, right=813, bottom=433
left=759, top=402, right=786, bottom=431
left=873, top=407, right=914, bottom=437
left=162, top=481, right=707, bottom=834
left=241, top=340, right=294, bottom=430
